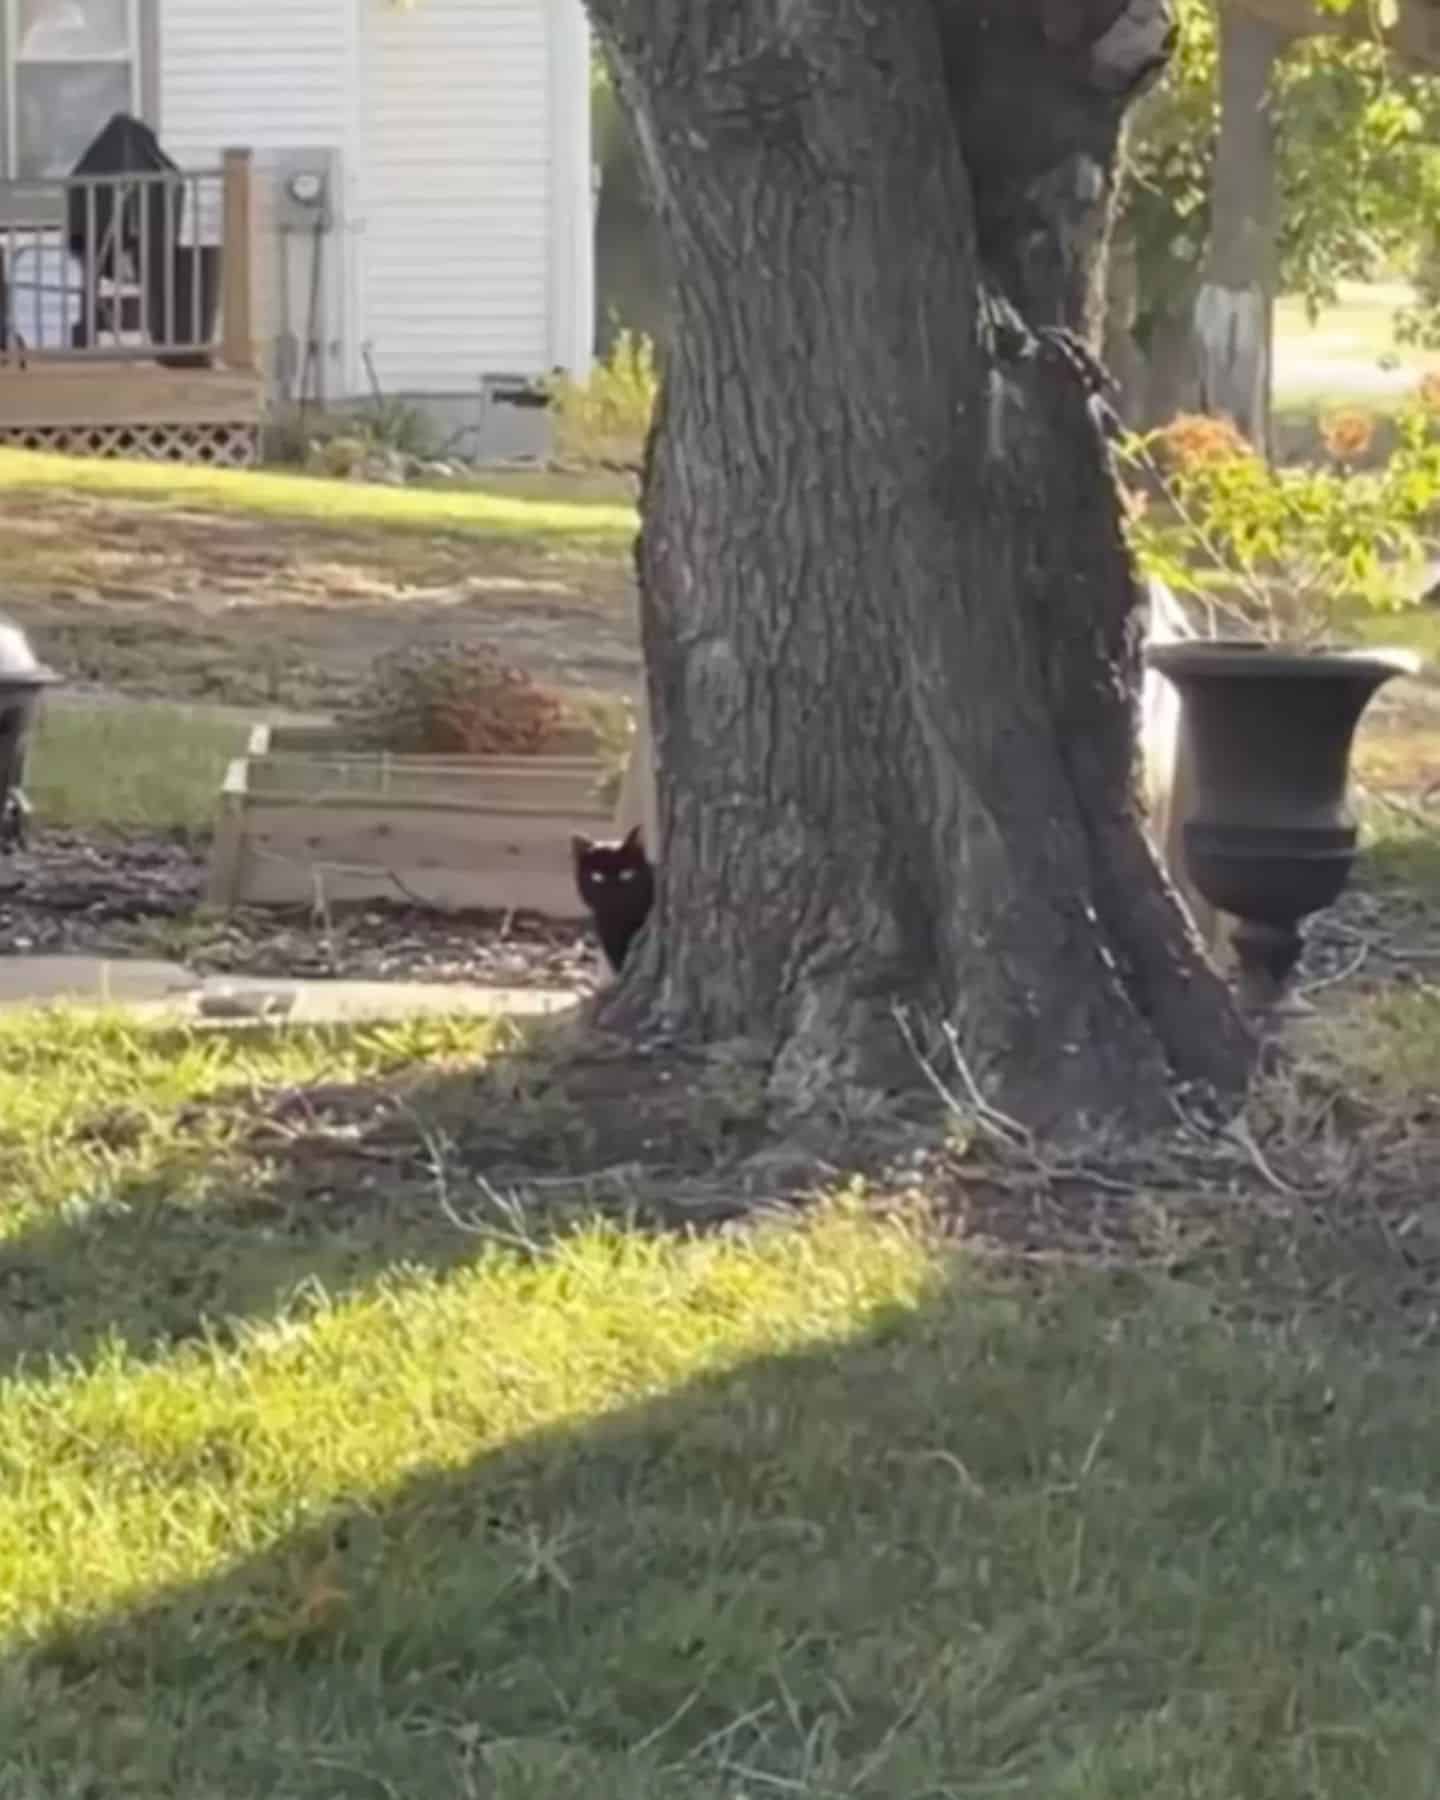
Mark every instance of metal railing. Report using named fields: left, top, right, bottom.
left=0, top=147, right=253, bottom=371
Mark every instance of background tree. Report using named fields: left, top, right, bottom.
left=1110, top=0, right=1440, bottom=441
left=592, top=50, right=670, bottom=359
left=586, top=0, right=1251, bottom=1128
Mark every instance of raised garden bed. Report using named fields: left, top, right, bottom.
left=206, top=722, right=614, bottom=916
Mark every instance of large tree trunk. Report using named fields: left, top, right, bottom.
left=589, top=0, right=1252, bottom=1128
left=1192, top=7, right=1290, bottom=452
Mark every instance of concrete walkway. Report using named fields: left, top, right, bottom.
left=0, top=956, right=578, bottom=1027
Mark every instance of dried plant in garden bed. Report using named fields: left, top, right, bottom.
left=340, top=639, right=574, bottom=757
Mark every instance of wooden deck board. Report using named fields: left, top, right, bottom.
left=0, top=361, right=262, bottom=429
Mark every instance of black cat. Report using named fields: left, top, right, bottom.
left=571, top=825, right=655, bottom=973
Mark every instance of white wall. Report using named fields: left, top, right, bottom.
left=158, top=0, right=358, bottom=401
left=159, top=0, right=594, bottom=409
left=359, top=0, right=552, bottom=396
left=159, top=0, right=352, bottom=153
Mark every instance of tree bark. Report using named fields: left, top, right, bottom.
left=588, top=0, right=1252, bottom=1129
left=1192, top=7, right=1290, bottom=453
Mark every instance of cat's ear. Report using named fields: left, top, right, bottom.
left=621, top=824, right=644, bottom=853
left=570, top=834, right=594, bottom=862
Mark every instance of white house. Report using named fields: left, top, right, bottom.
left=0, top=0, right=594, bottom=459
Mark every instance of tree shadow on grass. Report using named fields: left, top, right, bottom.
left=5, top=1255, right=1440, bottom=1799
left=0, top=1021, right=811, bottom=1386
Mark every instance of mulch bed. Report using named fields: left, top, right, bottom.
left=0, top=828, right=600, bottom=992
left=0, top=820, right=1433, bottom=1010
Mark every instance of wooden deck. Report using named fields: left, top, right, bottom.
left=0, top=361, right=261, bottom=429
left=0, top=150, right=261, bottom=465
left=0, top=361, right=263, bottom=465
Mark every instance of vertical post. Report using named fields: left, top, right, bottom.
left=220, top=147, right=255, bottom=371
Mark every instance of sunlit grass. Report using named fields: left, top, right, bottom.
left=0, top=1198, right=936, bottom=1642
left=1346, top=603, right=1440, bottom=669
left=0, top=448, right=637, bottom=545
left=0, top=1006, right=1436, bottom=1793
left=0, top=1007, right=503, bottom=1239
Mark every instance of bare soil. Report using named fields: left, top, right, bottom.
left=1, top=490, right=642, bottom=710
left=0, top=828, right=601, bottom=993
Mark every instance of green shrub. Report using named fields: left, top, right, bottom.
left=262, top=400, right=435, bottom=472
left=547, top=329, right=658, bottom=470
left=1116, top=387, right=1440, bottom=642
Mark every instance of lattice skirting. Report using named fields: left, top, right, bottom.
left=0, top=420, right=259, bottom=467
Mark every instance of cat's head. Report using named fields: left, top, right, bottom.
left=571, top=824, right=653, bottom=909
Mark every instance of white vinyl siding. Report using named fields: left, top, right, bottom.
left=359, top=0, right=550, bottom=392
left=155, top=0, right=584, bottom=404
left=157, top=0, right=350, bottom=158
left=158, top=0, right=356, bottom=393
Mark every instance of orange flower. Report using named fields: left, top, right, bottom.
left=1319, top=409, right=1375, bottom=464
left=1155, top=412, right=1252, bottom=470
left=1418, top=371, right=1440, bottom=414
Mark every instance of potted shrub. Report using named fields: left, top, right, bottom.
left=1116, top=400, right=1433, bottom=1012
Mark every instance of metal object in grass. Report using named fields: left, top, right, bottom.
left=0, top=616, right=60, bottom=854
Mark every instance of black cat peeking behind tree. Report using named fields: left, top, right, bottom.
left=584, top=0, right=1253, bottom=1129
left=572, top=826, right=655, bottom=975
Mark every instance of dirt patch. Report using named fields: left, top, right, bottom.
left=170, top=1029, right=795, bottom=1245
left=1, top=490, right=640, bottom=709
left=0, top=828, right=601, bottom=992
left=164, top=985, right=1440, bottom=1344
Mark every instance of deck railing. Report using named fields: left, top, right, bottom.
left=0, top=148, right=253, bottom=372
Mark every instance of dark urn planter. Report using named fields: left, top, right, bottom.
left=1144, top=639, right=1419, bottom=1013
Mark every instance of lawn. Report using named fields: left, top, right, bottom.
left=30, top=697, right=249, bottom=835
left=0, top=452, right=641, bottom=712
left=0, top=448, right=638, bottom=544
left=0, top=278, right=1434, bottom=713
left=1273, top=279, right=1440, bottom=413
left=0, top=992, right=1438, bottom=1797
left=4, top=336, right=1440, bottom=1796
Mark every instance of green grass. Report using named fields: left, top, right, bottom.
left=1346, top=603, right=1440, bottom=668
left=30, top=698, right=247, bottom=833
left=0, top=1006, right=1439, bottom=1794
left=1272, top=280, right=1440, bottom=412
left=1360, top=800, right=1440, bottom=894
left=0, top=448, right=638, bottom=545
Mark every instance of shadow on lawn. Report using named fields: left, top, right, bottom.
left=6, top=1255, right=1440, bottom=1798
left=0, top=1027, right=795, bottom=1385
left=3, top=813, right=1438, bottom=1394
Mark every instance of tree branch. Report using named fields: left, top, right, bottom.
left=1231, top=0, right=1440, bottom=70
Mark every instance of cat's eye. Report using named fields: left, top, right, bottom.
left=618, top=869, right=636, bottom=882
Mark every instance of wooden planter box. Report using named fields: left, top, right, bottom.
left=206, top=723, right=614, bottom=916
